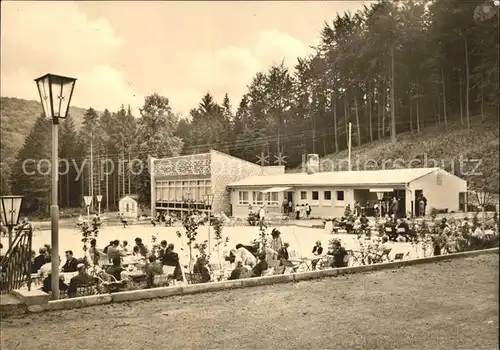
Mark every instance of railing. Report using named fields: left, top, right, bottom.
left=0, top=226, right=33, bottom=294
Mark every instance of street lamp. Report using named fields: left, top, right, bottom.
left=376, top=192, right=384, bottom=220
left=475, top=190, right=491, bottom=218
left=35, top=73, right=76, bottom=300
left=203, top=193, right=214, bottom=252
left=84, top=196, right=92, bottom=223
left=0, top=195, right=24, bottom=248
left=96, top=195, right=103, bottom=216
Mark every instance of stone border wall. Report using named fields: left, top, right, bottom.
left=10, top=247, right=499, bottom=315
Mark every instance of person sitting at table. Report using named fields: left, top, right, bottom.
left=162, top=244, right=182, bottom=281
left=360, top=214, right=369, bottom=230
left=106, top=257, right=125, bottom=281
left=193, top=255, right=211, bottom=283
left=38, top=255, right=55, bottom=279
left=327, top=240, right=348, bottom=268
left=228, top=261, right=249, bottom=280
left=235, top=244, right=257, bottom=267
left=145, top=255, right=164, bottom=287
left=121, top=240, right=131, bottom=255
left=277, top=242, right=290, bottom=261
left=134, top=237, right=149, bottom=257
left=384, top=217, right=397, bottom=241
left=62, top=250, right=78, bottom=273
left=41, top=271, right=68, bottom=294
left=396, top=217, right=410, bottom=242
left=107, top=240, right=126, bottom=260
left=32, top=247, right=47, bottom=274
left=67, top=263, right=96, bottom=297
left=157, top=240, right=168, bottom=261
left=103, top=241, right=113, bottom=254
left=251, top=252, right=268, bottom=277
left=311, top=240, right=324, bottom=270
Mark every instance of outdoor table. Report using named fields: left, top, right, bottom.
left=289, top=257, right=314, bottom=272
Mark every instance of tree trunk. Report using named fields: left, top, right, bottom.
left=353, top=91, right=362, bottom=146
left=390, top=46, right=396, bottom=143
left=416, top=95, right=421, bottom=133
left=480, top=59, right=485, bottom=120
left=376, top=84, right=381, bottom=140
left=368, top=81, right=373, bottom=142
left=464, top=36, right=471, bottom=130
left=332, top=91, right=339, bottom=153
left=344, top=90, right=349, bottom=138
left=459, top=73, right=464, bottom=125
left=441, top=67, right=448, bottom=131
left=409, top=86, right=413, bottom=132
left=382, top=86, right=386, bottom=138
left=435, top=93, right=441, bottom=126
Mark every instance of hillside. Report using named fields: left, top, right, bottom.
left=294, top=118, right=499, bottom=193
left=0, top=96, right=87, bottom=164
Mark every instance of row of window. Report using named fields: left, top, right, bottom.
left=238, top=191, right=279, bottom=206
left=237, top=190, right=345, bottom=206
left=156, top=179, right=212, bottom=202
left=300, top=190, right=344, bottom=201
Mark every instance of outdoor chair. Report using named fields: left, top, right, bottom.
left=281, top=259, right=298, bottom=273
left=380, top=248, right=392, bottom=262
left=342, top=253, right=351, bottom=266
left=394, top=253, right=404, bottom=260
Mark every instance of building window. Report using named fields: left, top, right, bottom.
left=312, top=191, right=319, bottom=200
left=252, top=191, right=264, bottom=206
left=336, top=191, right=344, bottom=201
left=324, top=191, right=331, bottom=200
left=437, top=173, right=443, bottom=185
left=238, top=191, right=249, bottom=205
left=265, top=192, right=279, bottom=206
left=300, top=191, right=307, bottom=200
left=126, top=203, right=130, bottom=212
left=156, top=178, right=212, bottom=202
left=131, top=202, right=135, bottom=212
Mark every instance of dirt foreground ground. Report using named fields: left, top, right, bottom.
left=1, top=254, right=498, bottom=350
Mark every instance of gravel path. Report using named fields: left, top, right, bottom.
left=1, top=254, right=498, bottom=350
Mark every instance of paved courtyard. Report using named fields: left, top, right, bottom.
left=1, top=254, right=497, bottom=349
left=1, top=223, right=419, bottom=266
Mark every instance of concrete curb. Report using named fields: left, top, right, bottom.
left=21, top=247, right=498, bottom=313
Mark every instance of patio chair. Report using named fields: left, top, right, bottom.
left=380, top=248, right=392, bottom=262
left=281, top=259, right=298, bottom=273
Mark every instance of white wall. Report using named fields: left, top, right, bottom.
left=409, top=170, right=467, bottom=214
left=119, top=198, right=139, bottom=218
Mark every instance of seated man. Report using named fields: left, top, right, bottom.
left=192, top=256, right=211, bottom=283
left=62, top=250, right=78, bottom=273
left=41, top=273, right=69, bottom=294
left=359, top=214, right=370, bottom=230
left=235, top=244, right=257, bottom=267
left=67, top=263, right=96, bottom=297
left=32, top=247, right=47, bottom=274
left=396, top=217, right=410, bottom=242
left=145, top=255, right=164, bottom=287
left=327, top=240, right=348, bottom=268
left=228, top=261, right=249, bottom=280
left=106, top=257, right=125, bottom=281
left=384, top=218, right=397, bottom=241
left=251, top=252, right=268, bottom=277
left=107, top=240, right=126, bottom=261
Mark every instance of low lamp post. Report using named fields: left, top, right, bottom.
left=35, top=73, right=76, bottom=300
left=203, top=193, right=214, bottom=253
left=376, top=192, right=384, bottom=220
left=84, top=196, right=92, bottom=223
left=475, top=190, right=491, bottom=218
left=0, top=195, right=24, bottom=248
left=96, top=195, right=103, bottom=216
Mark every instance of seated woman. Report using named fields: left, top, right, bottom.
left=235, top=244, right=257, bottom=267
left=228, top=261, right=249, bottom=280
left=251, top=252, right=268, bottom=277
left=311, top=240, right=323, bottom=270
left=67, top=263, right=96, bottom=297
left=41, top=272, right=69, bottom=294
left=192, top=256, right=211, bottom=283
left=145, top=255, right=164, bottom=287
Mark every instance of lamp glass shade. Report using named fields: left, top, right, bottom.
left=475, top=191, right=490, bottom=206
left=206, top=193, right=214, bottom=205
left=35, top=73, right=76, bottom=119
left=376, top=192, right=385, bottom=201
left=83, top=196, right=93, bottom=207
left=96, top=195, right=103, bottom=203
left=0, top=195, right=23, bottom=227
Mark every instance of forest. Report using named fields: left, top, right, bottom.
left=2, top=0, right=498, bottom=214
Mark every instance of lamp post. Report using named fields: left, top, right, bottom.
left=96, top=195, right=103, bottom=216
left=0, top=195, right=24, bottom=248
left=475, top=190, right=491, bottom=219
left=35, top=73, right=76, bottom=300
left=203, top=194, right=214, bottom=253
left=376, top=192, right=384, bottom=220
left=84, top=196, right=92, bottom=223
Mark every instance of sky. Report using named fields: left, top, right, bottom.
left=1, top=1, right=370, bottom=117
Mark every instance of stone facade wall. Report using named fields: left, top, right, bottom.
left=210, top=150, right=264, bottom=215
left=153, top=153, right=211, bottom=177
